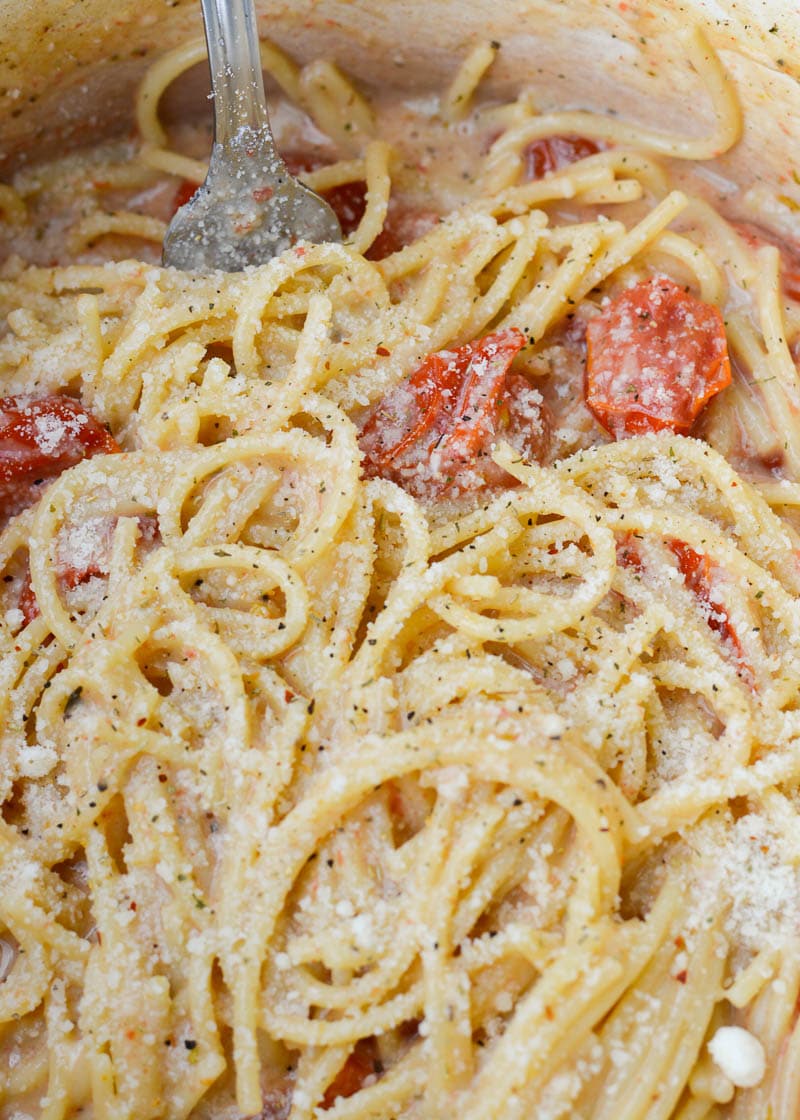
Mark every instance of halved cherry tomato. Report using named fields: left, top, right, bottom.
left=281, top=151, right=436, bottom=260
left=315, top=180, right=437, bottom=260
left=17, top=571, right=39, bottom=628
left=523, top=136, right=602, bottom=180
left=0, top=395, right=119, bottom=524
left=171, top=179, right=200, bottom=215
left=360, top=328, right=549, bottom=498
left=322, top=1039, right=380, bottom=1108
left=615, top=533, right=643, bottom=573
left=320, top=180, right=368, bottom=238
left=670, top=540, right=751, bottom=681
left=585, top=277, right=731, bottom=439
left=18, top=514, right=159, bottom=627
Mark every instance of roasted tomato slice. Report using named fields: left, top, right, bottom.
left=18, top=514, right=158, bottom=627
left=281, top=151, right=436, bottom=259
left=321, top=1039, right=380, bottom=1108
left=360, top=328, right=549, bottom=498
left=670, top=540, right=751, bottom=680
left=170, top=179, right=200, bottom=215
left=585, top=277, right=731, bottom=439
left=0, top=394, right=119, bottom=524
left=523, top=136, right=602, bottom=180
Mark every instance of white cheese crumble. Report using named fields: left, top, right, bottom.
left=708, top=1026, right=765, bottom=1088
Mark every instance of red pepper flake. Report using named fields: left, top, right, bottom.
left=674, top=970, right=688, bottom=984
left=252, top=186, right=274, bottom=203
left=376, top=345, right=391, bottom=357
left=359, top=328, right=548, bottom=500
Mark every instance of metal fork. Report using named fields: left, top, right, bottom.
left=162, top=0, right=342, bottom=272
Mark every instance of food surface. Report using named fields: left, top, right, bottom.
left=1, top=26, right=800, bottom=1120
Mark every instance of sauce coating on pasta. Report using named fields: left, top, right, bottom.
left=0, top=24, right=799, bottom=1120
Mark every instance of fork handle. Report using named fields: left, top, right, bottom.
left=200, top=0, right=272, bottom=144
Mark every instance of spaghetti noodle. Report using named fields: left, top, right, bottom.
left=0, top=25, right=800, bottom=1120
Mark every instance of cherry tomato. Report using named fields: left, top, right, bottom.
left=322, top=1040, right=380, bottom=1108
left=585, top=277, right=731, bottom=438
left=360, top=328, right=549, bottom=498
left=670, top=540, right=751, bottom=680
left=0, top=394, right=119, bottom=524
left=18, top=514, right=158, bottom=627
left=281, top=151, right=436, bottom=259
left=170, top=179, right=200, bottom=214
left=523, top=136, right=601, bottom=180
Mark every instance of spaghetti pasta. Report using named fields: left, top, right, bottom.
left=0, top=24, right=799, bottom=1120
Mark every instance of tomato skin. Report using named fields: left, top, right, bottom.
left=322, top=1039, right=380, bottom=1108
left=360, top=328, right=549, bottom=499
left=616, top=533, right=643, bottom=573
left=0, top=395, right=119, bottom=524
left=670, top=540, right=751, bottom=680
left=17, top=513, right=158, bottom=628
left=281, top=151, right=437, bottom=259
left=278, top=152, right=371, bottom=242
left=18, top=570, right=39, bottom=628
left=523, top=136, right=601, bottom=180
left=320, top=180, right=368, bottom=238
left=618, top=534, right=751, bottom=681
left=314, top=180, right=437, bottom=260
left=171, top=179, right=200, bottom=214
left=585, top=277, right=731, bottom=439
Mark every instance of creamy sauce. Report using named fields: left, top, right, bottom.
left=0, top=89, right=779, bottom=472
